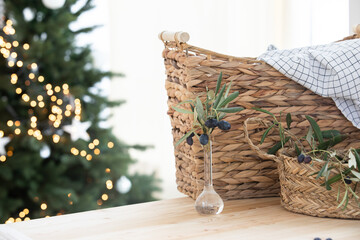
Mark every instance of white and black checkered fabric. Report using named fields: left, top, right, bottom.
left=259, top=39, right=360, bottom=129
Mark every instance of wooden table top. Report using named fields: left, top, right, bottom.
left=5, top=197, right=360, bottom=240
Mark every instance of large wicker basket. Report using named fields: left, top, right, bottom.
left=160, top=31, right=360, bottom=200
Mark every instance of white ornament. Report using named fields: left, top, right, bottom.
left=40, top=144, right=51, bottom=158
left=23, top=8, right=36, bottom=22
left=42, top=0, right=66, bottom=10
left=0, top=136, right=10, bottom=155
left=63, top=119, right=91, bottom=142
left=116, top=176, right=132, bottom=194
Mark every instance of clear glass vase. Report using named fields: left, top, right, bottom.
left=194, top=140, right=224, bottom=215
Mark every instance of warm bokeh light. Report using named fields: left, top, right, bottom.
left=23, top=43, right=30, bottom=50
left=107, top=142, right=114, bottom=148
left=94, top=148, right=100, bottom=155
left=53, top=134, right=60, bottom=143
left=101, top=194, right=108, bottom=201
left=106, top=180, right=113, bottom=190
left=40, top=203, right=47, bottom=210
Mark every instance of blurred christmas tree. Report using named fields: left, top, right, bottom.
left=0, top=0, right=160, bottom=223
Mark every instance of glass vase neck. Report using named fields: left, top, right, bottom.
left=203, top=140, right=212, bottom=187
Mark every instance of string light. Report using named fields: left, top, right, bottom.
left=38, top=101, right=45, bottom=108
left=71, top=147, right=79, bottom=155
left=31, top=63, right=37, bottom=69
left=15, top=88, right=22, bottom=94
left=14, top=128, right=21, bottom=135
left=107, top=142, right=114, bottom=148
left=11, top=73, right=17, bottom=84
left=101, top=194, right=108, bottom=201
left=80, top=150, right=86, bottom=157
left=7, top=150, right=13, bottom=157
left=7, top=120, right=13, bottom=127
left=30, top=101, right=37, bottom=107
left=93, top=139, right=99, bottom=146
left=38, top=76, right=44, bottom=82
left=40, top=203, right=47, bottom=210
left=22, top=94, right=30, bottom=102
left=105, top=168, right=111, bottom=173
left=23, top=43, right=30, bottom=50
left=5, top=218, right=14, bottom=224
left=94, top=148, right=100, bottom=155
left=23, top=209, right=29, bottom=215
left=53, top=134, right=60, bottom=143
left=16, top=60, right=23, bottom=67
left=106, top=180, right=113, bottom=190
left=74, top=98, right=82, bottom=120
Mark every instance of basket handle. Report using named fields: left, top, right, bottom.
left=243, top=117, right=281, bottom=163
left=158, top=31, right=190, bottom=43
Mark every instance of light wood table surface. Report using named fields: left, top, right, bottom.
left=6, top=197, right=360, bottom=240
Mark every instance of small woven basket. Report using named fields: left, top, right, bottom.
left=160, top=30, right=360, bottom=200
left=244, top=117, right=360, bottom=219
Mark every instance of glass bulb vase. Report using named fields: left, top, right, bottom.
left=195, top=140, right=224, bottom=215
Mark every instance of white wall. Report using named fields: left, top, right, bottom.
left=350, top=0, right=360, bottom=33
left=100, top=0, right=349, bottom=199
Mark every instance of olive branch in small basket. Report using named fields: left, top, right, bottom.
left=254, top=108, right=360, bottom=209
left=172, top=72, right=244, bottom=147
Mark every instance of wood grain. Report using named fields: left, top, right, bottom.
left=8, top=197, right=360, bottom=240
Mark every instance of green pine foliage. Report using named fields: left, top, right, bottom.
left=0, top=0, right=160, bottom=223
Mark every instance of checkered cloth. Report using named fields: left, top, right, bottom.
left=258, top=39, right=360, bottom=129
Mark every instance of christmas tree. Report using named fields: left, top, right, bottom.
left=0, top=0, right=160, bottom=223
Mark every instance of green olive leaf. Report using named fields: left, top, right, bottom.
left=215, top=72, right=223, bottom=96
left=217, top=107, right=244, bottom=113
left=286, top=113, right=292, bottom=129
left=214, top=84, right=226, bottom=108
left=305, top=115, right=323, bottom=144
left=260, top=124, right=274, bottom=144
left=172, top=106, right=193, bottom=114
left=218, top=91, right=239, bottom=108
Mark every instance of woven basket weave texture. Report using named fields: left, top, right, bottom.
left=243, top=117, right=360, bottom=219
left=162, top=34, right=360, bottom=200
